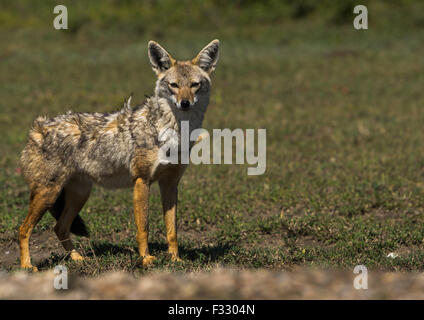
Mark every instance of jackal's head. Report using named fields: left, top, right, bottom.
left=148, top=39, right=219, bottom=111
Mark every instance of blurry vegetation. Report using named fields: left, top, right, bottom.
left=0, top=0, right=422, bottom=33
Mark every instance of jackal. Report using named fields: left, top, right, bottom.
left=19, top=39, right=220, bottom=271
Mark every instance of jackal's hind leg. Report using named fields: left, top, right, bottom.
left=54, top=180, right=92, bottom=261
left=19, top=187, right=61, bottom=271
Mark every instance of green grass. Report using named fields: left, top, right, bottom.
left=1, top=1, right=424, bottom=275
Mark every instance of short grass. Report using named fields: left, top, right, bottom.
left=1, top=1, right=424, bottom=275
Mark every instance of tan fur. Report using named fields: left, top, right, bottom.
left=19, top=186, right=62, bottom=271
left=133, top=177, right=154, bottom=265
left=176, top=87, right=195, bottom=105
left=103, top=118, right=119, bottom=133
left=18, top=40, right=219, bottom=270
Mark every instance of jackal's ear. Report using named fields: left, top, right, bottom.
left=193, top=39, right=220, bottom=74
left=148, top=41, right=175, bottom=75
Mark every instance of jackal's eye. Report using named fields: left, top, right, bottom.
left=190, top=82, right=200, bottom=88
left=169, top=82, right=179, bottom=88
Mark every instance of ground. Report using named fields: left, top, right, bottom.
left=1, top=1, right=424, bottom=281
left=2, top=268, right=424, bottom=299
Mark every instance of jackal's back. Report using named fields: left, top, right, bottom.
left=20, top=102, right=157, bottom=190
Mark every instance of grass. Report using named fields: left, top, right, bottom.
left=1, top=1, right=424, bottom=275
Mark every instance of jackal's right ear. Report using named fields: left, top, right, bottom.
left=148, top=41, right=175, bottom=75
left=193, top=39, right=220, bottom=74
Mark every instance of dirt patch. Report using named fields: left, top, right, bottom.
left=391, top=244, right=422, bottom=259
left=1, top=268, right=424, bottom=299
left=0, top=230, right=64, bottom=270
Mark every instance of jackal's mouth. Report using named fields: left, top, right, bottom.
left=177, top=106, right=191, bottom=112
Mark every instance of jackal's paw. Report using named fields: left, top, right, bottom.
left=22, top=265, right=38, bottom=272
left=70, top=250, right=85, bottom=261
left=170, top=255, right=183, bottom=263
left=142, top=255, right=156, bottom=266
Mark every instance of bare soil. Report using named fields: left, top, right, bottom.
left=1, top=268, right=423, bottom=299
left=0, top=230, right=63, bottom=270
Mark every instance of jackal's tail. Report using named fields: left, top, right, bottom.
left=49, top=189, right=90, bottom=237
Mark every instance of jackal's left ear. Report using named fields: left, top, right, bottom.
left=193, top=39, right=220, bottom=74
left=148, top=41, right=175, bottom=75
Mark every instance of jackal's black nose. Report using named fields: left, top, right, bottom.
left=180, top=100, right=190, bottom=110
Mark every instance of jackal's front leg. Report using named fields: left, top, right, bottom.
left=133, top=178, right=155, bottom=266
left=159, top=179, right=181, bottom=262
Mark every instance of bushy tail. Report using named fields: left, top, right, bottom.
left=50, top=189, right=90, bottom=237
